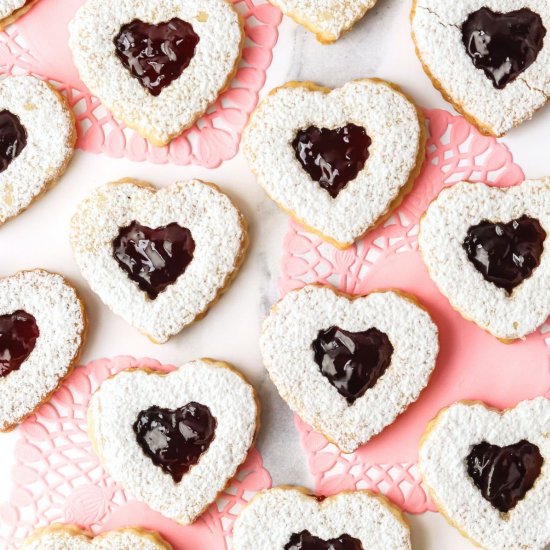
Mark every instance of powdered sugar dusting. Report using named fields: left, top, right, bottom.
left=0, top=0, right=25, bottom=19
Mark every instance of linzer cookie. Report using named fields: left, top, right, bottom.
left=0, top=76, right=75, bottom=226
left=268, top=0, right=378, bottom=43
left=243, top=79, right=425, bottom=248
left=69, top=0, right=243, bottom=146
left=418, top=180, right=550, bottom=341
left=233, top=486, right=411, bottom=549
left=419, top=398, right=550, bottom=550
left=0, top=270, right=87, bottom=432
left=87, top=359, right=259, bottom=524
left=0, top=0, right=40, bottom=30
left=411, top=0, right=550, bottom=136
left=69, top=179, right=248, bottom=343
left=21, top=524, right=172, bottom=549
left=260, top=285, right=439, bottom=452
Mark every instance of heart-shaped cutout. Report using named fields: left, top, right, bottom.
left=266, top=0, right=378, bottom=43
left=419, top=398, right=550, bottom=549
left=233, top=487, right=411, bottom=549
left=21, top=524, right=171, bottom=549
left=0, top=76, right=76, bottom=226
left=87, top=359, right=258, bottom=524
left=243, top=79, right=425, bottom=248
left=69, top=0, right=243, bottom=146
left=0, top=270, right=86, bottom=431
left=70, top=179, right=248, bottom=343
left=260, top=285, right=439, bottom=452
left=411, top=0, right=550, bottom=136
left=418, top=180, right=550, bottom=340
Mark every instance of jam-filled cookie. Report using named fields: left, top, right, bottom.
left=69, top=0, right=243, bottom=146
left=411, top=0, right=550, bottom=136
left=269, top=0, right=378, bottom=43
left=87, top=359, right=258, bottom=525
left=70, top=179, right=248, bottom=343
left=233, top=486, right=412, bottom=549
left=243, top=80, right=425, bottom=249
left=21, top=524, right=172, bottom=550
left=419, top=180, right=550, bottom=341
left=0, top=0, right=40, bottom=30
left=0, top=76, right=76, bottom=226
left=260, top=285, right=439, bottom=452
left=419, top=398, right=550, bottom=550
left=0, top=270, right=87, bottom=432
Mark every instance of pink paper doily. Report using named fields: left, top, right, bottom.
left=279, top=108, right=550, bottom=514
left=0, top=0, right=281, bottom=168
left=0, top=356, right=272, bottom=549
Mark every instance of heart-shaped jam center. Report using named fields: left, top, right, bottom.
left=113, top=221, right=195, bottom=300
left=466, top=440, right=544, bottom=513
left=461, top=8, right=546, bottom=89
left=0, top=310, right=39, bottom=377
left=0, top=110, right=27, bottom=173
left=285, top=530, right=364, bottom=550
left=462, top=216, right=546, bottom=294
left=292, top=124, right=372, bottom=198
left=312, top=326, right=393, bottom=404
left=114, top=18, right=200, bottom=97
left=133, top=402, right=216, bottom=482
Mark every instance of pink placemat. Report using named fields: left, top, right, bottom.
left=279, top=108, right=550, bottom=514
left=0, top=0, right=281, bottom=167
left=0, top=357, right=272, bottom=549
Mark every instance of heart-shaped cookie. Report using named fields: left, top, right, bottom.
left=0, top=0, right=40, bottom=30
left=0, top=76, right=76, bottom=226
left=70, top=179, right=248, bottom=343
left=267, top=0, right=378, bottom=43
left=418, top=179, right=550, bottom=341
left=260, top=285, right=439, bottom=452
left=69, top=0, right=243, bottom=146
left=232, top=486, right=411, bottom=549
left=419, top=398, right=550, bottom=550
left=243, top=79, right=425, bottom=248
left=0, top=270, right=87, bottom=431
left=411, top=0, right=550, bottom=136
left=21, top=524, right=171, bottom=549
left=87, top=359, right=258, bottom=524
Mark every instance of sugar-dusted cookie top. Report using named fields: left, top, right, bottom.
left=419, top=179, right=550, bottom=340
left=0, top=0, right=40, bottom=29
left=243, top=80, right=425, bottom=248
left=260, top=285, right=439, bottom=452
left=0, top=270, right=86, bottom=431
left=420, top=398, right=550, bottom=550
left=0, top=76, right=75, bottom=226
left=411, top=0, right=550, bottom=136
left=69, top=0, right=243, bottom=146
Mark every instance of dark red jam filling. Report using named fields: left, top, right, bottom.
left=461, top=8, right=546, bottom=89
left=113, top=221, right=195, bottom=300
left=0, top=310, right=39, bottom=377
left=292, top=124, right=371, bottom=198
left=0, top=110, right=27, bottom=173
left=284, top=530, right=364, bottom=550
left=462, top=216, right=546, bottom=294
left=312, top=326, right=393, bottom=405
left=466, top=440, right=543, bottom=513
left=114, top=18, right=200, bottom=96
left=133, top=402, right=216, bottom=483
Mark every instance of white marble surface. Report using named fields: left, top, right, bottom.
left=2, top=0, right=550, bottom=547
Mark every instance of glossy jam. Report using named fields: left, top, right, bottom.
left=292, top=124, right=371, bottom=198
left=113, top=221, right=195, bottom=300
left=133, top=402, right=216, bottom=482
left=462, top=216, right=546, bottom=294
left=114, top=19, right=200, bottom=96
left=284, top=530, right=364, bottom=550
left=312, top=326, right=393, bottom=404
left=461, top=8, right=546, bottom=89
left=466, top=440, right=543, bottom=513
left=0, top=310, right=39, bottom=377
left=0, top=110, right=27, bottom=173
